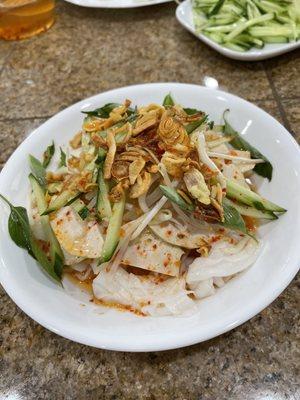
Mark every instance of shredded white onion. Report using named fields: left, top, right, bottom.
left=196, top=132, right=226, bottom=189
left=131, top=196, right=168, bottom=241
left=138, top=193, right=150, bottom=213
left=207, top=151, right=264, bottom=164
left=146, top=186, right=163, bottom=206
left=149, top=209, right=172, bottom=225
left=109, top=215, right=146, bottom=273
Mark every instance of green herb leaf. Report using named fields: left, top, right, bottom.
left=223, top=109, right=273, bottom=180
left=82, top=103, right=135, bottom=118
left=29, top=155, right=47, bottom=187
left=223, top=198, right=247, bottom=234
left=125, top=107, right=139, bottom=123
left=162, top=94, right=175, bottom=107
left=159, top=185, right=195, bottom=212
left=0, top=193, right=61, bottom=282
left=183, top=108, right=201, bottom=115
left=42, top=141, right=55, bottom=168
left=53, top=253, right=63, bottom=279
left=0, top=194, right=34, bottom=256
left=185, top=115, right=208, bottom=134
left=58, top=147, right=67, bottom=168
left=5, top=201, right=33, bottom=258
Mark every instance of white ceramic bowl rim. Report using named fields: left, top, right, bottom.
left=0, top=83, right=299, bottom=352
left=176, top=0, right=300, bottom=61
left=63, top=0, right=172, bottom=9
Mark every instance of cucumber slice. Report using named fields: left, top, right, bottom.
left=223, top=197, right=277, bottom=220
left=260, top=36, right=289, bottom=43
left=71, top=199, right=85, bottom=213
left=43, top=190, right=80, bottom=215
left=100, top=194, right=125, bottom=262
left=97, top=162, right=112, bottom=219
left=29, top=174, right=64, bottom=262
left=226, top=179, right=286, bottom=213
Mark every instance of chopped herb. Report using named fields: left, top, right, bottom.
left=82, top=103, right=135, bottom=118
left=186, top=115, right=208, bottom=134
left=162, top=94, right=175, bottom=107
left=42, top=141, right=55, bottom=168
left=58, top=147, right=67, bottom=168
left=183, top=108, right=201, bottom=115
left=159, top=185, right=195, bottom=212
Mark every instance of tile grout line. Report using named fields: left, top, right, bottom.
left=263, top=65, right=294, bottom=135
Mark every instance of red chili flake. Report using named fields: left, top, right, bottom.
left=211, top=235, right=220, bottom=243
left=153, top=244, right=157, bottom=250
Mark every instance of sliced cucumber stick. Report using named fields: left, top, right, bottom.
left=101, top=194, right=125, bottom=263
left=43, top=190, right=80, bottom=215
left=224, top=197, right=277, bottom=220
left=226, top=179, right=286, bottom=213
left=97, top=163, right=112, bottom=219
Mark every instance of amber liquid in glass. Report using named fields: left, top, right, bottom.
left=0, top=0, right=55, bottom=40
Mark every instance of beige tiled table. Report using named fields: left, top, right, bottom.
left=0, top=2, right=299, bottom=399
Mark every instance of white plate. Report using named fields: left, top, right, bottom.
left=63, top=0, right=171, bottom=8
left=0, top=83, right=299, bottom=352
left=176, top=0, right=300, bottom=61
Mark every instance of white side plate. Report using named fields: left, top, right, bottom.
left=63, top=0, right=171, bottom=8
left=0, top=83, right=299, bottom=352
left=176, top=0, right=300, bottom=61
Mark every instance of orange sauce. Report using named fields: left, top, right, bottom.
left=243, top=216, right=258, bottom=233
left=64, top=271, right=145, bottom=317
left=64, top=271, right=93, bottom=295
left=93, top=297, right=146, bottom=317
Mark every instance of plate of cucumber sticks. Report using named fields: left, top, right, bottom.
left=0, top=83, right=299, bottom=352
left=63, top=0, right=172, bottom=8
left=176, top=0, right=300, bottom=61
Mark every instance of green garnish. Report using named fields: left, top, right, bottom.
left=159, top=185, right=195, bottom=212
left=58, top=147, right=67, bottom=168
left=42, top=141, right=55, bottom=168
left=162, top=93, right=175, bottom=107
left=0, top=193, right=62, bottom=282
left=223, top=109, right=273, bottom=180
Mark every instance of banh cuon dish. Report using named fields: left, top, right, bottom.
left=0, top=95, right=286, bottom=316
left=192, top=0, right=300, bottom=52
